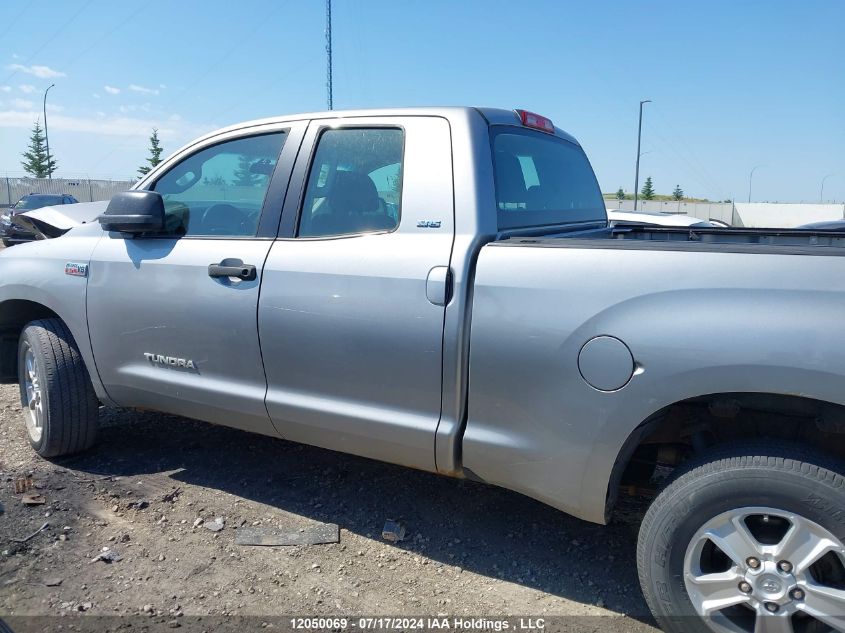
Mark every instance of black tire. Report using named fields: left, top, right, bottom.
left=1, top=239, right=12, bottom=248
left=18, top=318, right=99, bottom=457
left=637, top=442, right=845, bottom=633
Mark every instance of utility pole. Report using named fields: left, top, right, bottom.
left=326, top=0, right=333, bottom=110
left=748, top=165, right=763, bottom=203
left=633, top=99, right=651, bottom=210
left=820, top=173, right=834, bottom=203
left=43, top=83, right=56, bottom=179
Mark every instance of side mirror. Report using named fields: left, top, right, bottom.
left=98, top=191, right=165, bottom=234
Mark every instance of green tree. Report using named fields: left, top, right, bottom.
left=233, top=155, right=261, bottom=187
left=641, top=176, right=655, bottom=200
left=615, top=187, right=625, bottom=202
left=391, top=165, right=403, bottom=194
left=203, top=175, right=226, bottom=186
left=21, top=120, right=57, bottom=178
left=138, top=129, right=164, bottom=177
left=672, top=184, right=684, bottom=201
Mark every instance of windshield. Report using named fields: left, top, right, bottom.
left=491, top=127, right=606, bottom=230
left=14, top=195, right=64, bottom=210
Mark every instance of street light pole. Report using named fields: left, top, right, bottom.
left=748, top=164, right=763, bottom=203
left=43, top=83, right=55, bottom=179
left=820, top=173, right=834, bottom=202
left=633, top=99, right=651, bottom=210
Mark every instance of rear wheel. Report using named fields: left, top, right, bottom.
left=637, top=444, right=845, bottom=633
left=18, top=319, right=99, bottom=457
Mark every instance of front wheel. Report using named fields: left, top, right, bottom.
left=637, top=444, right=845, bottom=633
left=18, top=318, right=99, bottom=457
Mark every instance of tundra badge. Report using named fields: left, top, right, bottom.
left=64, top=263, right=88, bottom=277
left=144, top=353, right=197, bottom=370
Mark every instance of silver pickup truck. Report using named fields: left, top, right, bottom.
left=2, top=107, right=845, bottom=633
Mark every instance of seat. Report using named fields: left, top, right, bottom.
left=306, top=171, right=393, bottom=236
left=494, top=152, right=528, bottom=208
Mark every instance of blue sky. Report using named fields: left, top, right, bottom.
left=0, top=0, right=842, bottom=202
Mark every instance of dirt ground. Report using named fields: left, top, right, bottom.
left=0, top=380, right=660, bottom=633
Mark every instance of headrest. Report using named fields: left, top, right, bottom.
left=329, top=171, right=379, bottom=214
left=494, top=152, right=527, bottom=204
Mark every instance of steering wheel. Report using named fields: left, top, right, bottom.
left=201, top=204, right=245, bottom=235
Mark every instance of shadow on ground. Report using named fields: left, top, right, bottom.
left=56, top=408, right=653, bottom=621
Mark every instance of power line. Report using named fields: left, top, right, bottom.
left=649, top=104, right=728, bottom=200
left=0, top=0, right=37, bottom=41
left=1, top=0, right=96, bottom=84
left=86, top=1, right=289, bottom=172
left=59, top=4, right=147, bottom=74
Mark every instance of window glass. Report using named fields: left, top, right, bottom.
left=298, top=128, right=403, bottom=237
left=151, top=132, right=286, bottom=237
left=491, top=128, right=605, bottom=230
left=14, top=195, right=63, bottom=210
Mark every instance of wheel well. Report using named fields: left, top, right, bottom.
left=606, top=393, right=845, bottom=518
left=0, top=300, right=60, bottom=383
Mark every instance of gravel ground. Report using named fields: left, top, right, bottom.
left=0, top=379, right=660, bottom=633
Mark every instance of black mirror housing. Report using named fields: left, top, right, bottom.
left=98, top=191, right=165, bottom=234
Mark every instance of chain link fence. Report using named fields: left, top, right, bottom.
left=2, top=176, right=136, bottom=207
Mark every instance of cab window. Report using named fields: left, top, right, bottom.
left=151, top=132, right=286, bottom=237
left=298, top=128, right=403, bottom=238
left=491, top=127, right=605, bottom=230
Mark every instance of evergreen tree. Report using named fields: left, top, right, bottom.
left=138, top=129, right=164, bottom=176
left=203, top=175, right=226, bottom=186
left=21, top=120, right=57, bottom=178
left=672, top=184, right=684, bottom=201
left=641, top=176, right=655, bottom=200
left=615, top=187, right=625, bottom=201
left=391, top=165, right=403, bottom=194
left=232, top=155, right=261, bottom=187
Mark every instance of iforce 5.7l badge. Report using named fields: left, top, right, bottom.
left=64, top=262, right=88, bottom=277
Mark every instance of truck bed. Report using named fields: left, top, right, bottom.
left=462, top=223, right=845, bottom=523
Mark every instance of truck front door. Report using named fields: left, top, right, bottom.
left=259, top=117, right=455, bottom=470
left=87, top=123, right=305, bottom=435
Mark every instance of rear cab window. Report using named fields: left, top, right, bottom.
left=490, top=126, right=606, bottom=230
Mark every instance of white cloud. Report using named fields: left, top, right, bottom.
left=128, top=83, right=159, bottom=96
left=10, top=98, right=34, bottom=109
left=46, top=103, right=64, bottom=113
left=7, top=63, right=66, bottom=78
left=119, top=103, right=151, bottom=114
left=0, top=86, right=10, bottom=93
left=92, top=93, right=100, bottom=99
left=0, top=107, right=204, bottom=139
left=19, top=84, right=35, bottom=94
left=104, top=85, right=120, bottom=95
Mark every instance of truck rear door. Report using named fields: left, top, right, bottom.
left=259, top=116, right=454, bottom=470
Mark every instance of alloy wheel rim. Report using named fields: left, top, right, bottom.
left=21, top=342, right=43, bottom=443
left=684, top=506, right=845, bottom=633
